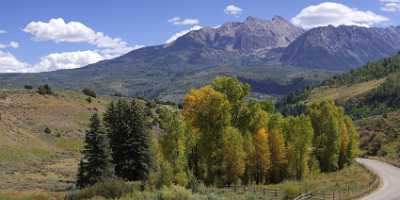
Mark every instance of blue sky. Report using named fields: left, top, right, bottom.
left=0, top=0, right=399, bottom=72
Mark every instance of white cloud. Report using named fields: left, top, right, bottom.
left=31, top=50, right=104, bottom=72
left=0, top=30, right=6, bottom=34
left=168, top=17, right=200, bottom=26
left=0, top=51, right=30, bottom=73
left=224, top=5, right=243, bottom=16
left=165, top=25, right=202, bottom=44
left=24, top=18, right=128, bottom=49
left=4, top=18, right=146, bottom=73
left=0, top=41, right=19, bottom=49
left=380, top=0, right=400, bottom=12
left=291, top=2, right=389, bottom=29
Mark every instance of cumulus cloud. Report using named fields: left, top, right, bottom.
left=380, top=0, right=400, bottom=12
left=168, top=17, right=200, bottom=26
left=0, top=41, right=19, bottom=49
left=291, top=2, right=389, bottom=29
left=5, top=18, right=145, bottom=73
left=24, top=18, right=131, bottom=50
left=31, top=50, right=104, bottom=72
left=0, top=51, right=30, bottom=73
left=224, top=5, right=243, bottom=16
left=165, top=25, right=202, bottom=44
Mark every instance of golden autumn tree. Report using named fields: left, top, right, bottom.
left=183, top=85, right=231, bottom=184
left=252, top=127, right=271, bottom=184
left=222, top=127, right=246, bottom=185
left=268, top=113, right=288, bottom=183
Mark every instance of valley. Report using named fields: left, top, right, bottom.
left=1, top=2, right=400, bottom=199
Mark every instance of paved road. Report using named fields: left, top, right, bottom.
left=356, top=158, right=400, bottom=200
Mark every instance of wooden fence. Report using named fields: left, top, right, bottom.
left=201, top=185, right=285, bottom=200
left=293, top=164, right=381, bottom=200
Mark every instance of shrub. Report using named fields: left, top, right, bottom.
left=44, top=127, right=52, bottom=134
left=37, top=84, right=53, bottom=95
left=86, top=97, right=92, bottom=103
left=159, top=185, right=193, bottom=200
left=281, top=182, right=301, bottom=199
left=82, top=88, right=97, bottom=98
left=24, top=85, right=33, bottom=90
left=66, top=179, right=135, bottom=200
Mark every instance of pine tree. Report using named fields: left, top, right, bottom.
left=104, top=100, right=152, bottom=181
left=76, top=113, right=114, bottom=188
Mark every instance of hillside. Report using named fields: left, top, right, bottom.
left=281, top=26, right=400, bottom=70
left=0, top=17, right=400, bottom=100
left=277, top=53, right=400, bottom=172
left=0, top=90, right=116, bottom=193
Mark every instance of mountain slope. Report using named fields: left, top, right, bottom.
left=0, top=16, right=329, bottom=100
left=281, top=26, right=400, bottom=70
left=1, top=17, right=400, bottom=100
left=0, top=90, right=116, bottom=191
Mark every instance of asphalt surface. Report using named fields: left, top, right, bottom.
left=356, top=158, right=400, bottom=200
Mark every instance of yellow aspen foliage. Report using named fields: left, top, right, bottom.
left=268, top=114, right=288, bottom=183
left=222, top=127, right=246, bottom=185
left=252, top=128, right=271, bottom=184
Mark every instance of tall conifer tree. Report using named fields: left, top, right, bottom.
left=76, top=113, right=114, bottom=188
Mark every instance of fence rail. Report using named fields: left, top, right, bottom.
left=293, top=164, right=381, bottom=200
left=201, top=185, right=285, bottom=200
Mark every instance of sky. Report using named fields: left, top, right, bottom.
left=0, top=0, right=399, bottom=73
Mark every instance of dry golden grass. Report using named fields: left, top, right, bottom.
left=309, top=78, right=385, bottom=102
left=0, top=90, right=117, bottom=193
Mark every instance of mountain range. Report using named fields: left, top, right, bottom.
left=0, top=16, right=400, bottom=101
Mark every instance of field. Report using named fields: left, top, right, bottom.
left=308, top=78, right=385, bottom=102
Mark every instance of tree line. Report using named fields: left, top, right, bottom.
left=76, top=76, right=359, bottom=189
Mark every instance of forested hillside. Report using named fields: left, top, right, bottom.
left=276, top=53, right=400, bottom=178
left=65, top=76, right=360, bottom=199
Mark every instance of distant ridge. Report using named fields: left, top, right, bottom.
left=0, top=16, right=400, bottom=100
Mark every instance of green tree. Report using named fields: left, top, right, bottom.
left=104, top=100, right=152, bottom=182
left=37, top=84, right=53, bottom=95
left=211, top=76, right=250, bottom=127
left=308, top=100, right=341, bottom=172
left=222, top=127, right=246, bottom=185
left=82, top=88, right=97, bottom=98
left=159, top=107, right=188, bottom=186
left=76, top=113, right=114, bottom=188
left=285, top=115, right=313, bottom=180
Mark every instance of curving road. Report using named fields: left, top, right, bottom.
left=356, top=158, right=400, bottom=200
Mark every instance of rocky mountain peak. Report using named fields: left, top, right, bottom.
left=174, top=16, right=304, bottom=52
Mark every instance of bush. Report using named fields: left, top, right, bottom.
left=82, top=88, right=97, bottom=98
left=66, top=179, right=135, bottom=200
left=37, top=84, right=53, bottom=95
left=44, top=127, right=52, bottom=134
left=280, top=182, right=301, bottom=199
left=159, top=185, right=193, bottom=200
left=86, top=97, right=92, bottom=103
left=24, top=85, right=33, bottom=90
